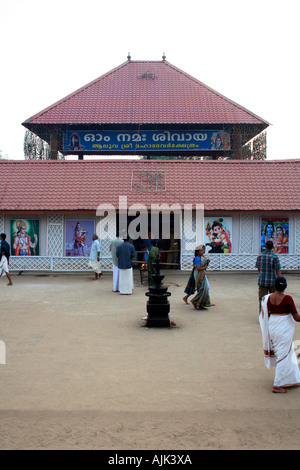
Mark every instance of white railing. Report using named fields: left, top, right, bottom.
left=8, top=254, right=300, bottom=272
left=9, top=256, right=113, bottom=272
left=181, top=254, right=300, bottom=271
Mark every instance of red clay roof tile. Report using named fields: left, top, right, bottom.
left=0, top=159, right=299, bottom=212
left=23, top=60, right=269, bottom=127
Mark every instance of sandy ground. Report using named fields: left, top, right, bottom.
left=0, top=268, right=300, bottom=451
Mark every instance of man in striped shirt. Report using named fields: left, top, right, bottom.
left=256, top=240, right=281, bottom=313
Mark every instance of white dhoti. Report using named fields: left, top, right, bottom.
left=88, top=259, right=101, bottom=274
left=0, top=256, right=9, bottom=277
left=112, top=264, right=120, bottom=292
left=119, top=268, right=133, bottom=294
left=260, top=295, right=300, bottom=386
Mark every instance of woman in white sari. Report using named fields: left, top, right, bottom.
left=260, top=276, right=300, bottom=393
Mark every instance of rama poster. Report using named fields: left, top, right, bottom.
left=65, top=219, right=95, bottom=257
left=11, top=219, right=39, bottom=256
left=204, top=217, right=232, bottom=253
left=260, top=217, right=289, bottom=253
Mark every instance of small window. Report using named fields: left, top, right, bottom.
left=131, top=170, right=166, bottom=193
left=137, top=72, right=158, bottom=79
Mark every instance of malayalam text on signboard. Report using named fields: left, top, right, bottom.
left=63, top=130, right=231, bottom=152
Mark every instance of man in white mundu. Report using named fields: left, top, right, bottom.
left=116, top=236, right=136, bottom=295
left=88, top=234, right=102, bottom=280
left=109, top=234, right=124, bottom=292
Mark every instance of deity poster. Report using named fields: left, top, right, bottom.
left=65, top=219, right=95, bottom=257
left=260, top=217, right=289, bottom=253
left=204, top=217, right=232, bottom=253
left=10, top=219, right=39, bottom=256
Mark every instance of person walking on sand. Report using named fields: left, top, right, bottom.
left=256, top=240, right=281, bottom=313
left=259, top=276, right=300, bottom=393
left=116, top=235, right=136, bottom=295
left=0, top=234, right=13, bottom=286
left=190, top=245, right=215, bottom=310
left=0, top=250, right=13, bottom=285
left=109, top=233, right=124, bottom=292
left=1, top=233, right=10, bottom=261
left=88, top=234, right=102, bottom=280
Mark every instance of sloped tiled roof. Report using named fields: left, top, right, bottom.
left=23, top=60, right=269, bottom=127
left=0, top=159, right=299, bottom=212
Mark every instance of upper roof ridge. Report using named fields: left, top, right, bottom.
left=22, top=59, right=269, bottom=127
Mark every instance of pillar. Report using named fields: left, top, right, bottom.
left=50, top=131, right=58, bottom=160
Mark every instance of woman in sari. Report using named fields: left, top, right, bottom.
left=147, top=240, right=160, bottom=287
left=190, top=245, right=214, bottom=310
left=260, top=276, right=300, bottom=393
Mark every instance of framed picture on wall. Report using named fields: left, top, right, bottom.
left=260, top=217, right=289, bottom=253
left=11, top=219, right=39, bottom=256
left=204, top=217, right=232, bottom=253
left=65, top=219, right=95, bottom=257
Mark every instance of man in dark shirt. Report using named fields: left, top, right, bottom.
left=0, top=233, right=10, bottom=262
left=116, top=236, right=136, bottom=294
left=256, top=240, right=281, bottom=313
left=0, top=233, right=13, bottom=285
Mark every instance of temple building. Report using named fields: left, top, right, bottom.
left=1, top=158, right=300, bottom=273
left=1, top=56, right=299, bottom=273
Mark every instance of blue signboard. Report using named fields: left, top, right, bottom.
left=63, top=130, right=231, bottom=152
